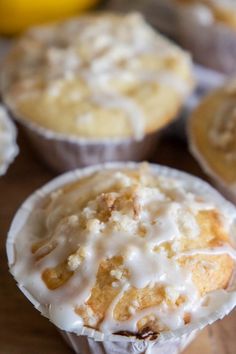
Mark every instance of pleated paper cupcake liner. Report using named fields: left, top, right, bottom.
left=0, top=105, right=18, bottom=176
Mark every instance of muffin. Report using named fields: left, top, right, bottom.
left=189, top=81, right=236, bottom=202
left=7, top=162, right=236, bottom=353
left=1, top=13, right=194, bottom=171
left=174, top=0, right=236, bottom=74
left=0, top=105, right=18, bottom=175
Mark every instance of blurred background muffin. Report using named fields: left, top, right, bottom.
left=0, top=13, right=194, bottom=171
left=175, top=0, right=236, bottom=74
left=189, top=80, right=236, bottom=202
left=109, top=0, right=236, bottom=75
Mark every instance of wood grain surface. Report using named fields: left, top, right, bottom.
left=0, top=129, right=236, bottom=354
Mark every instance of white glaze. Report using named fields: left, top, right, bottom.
left=175, top=245, right=236, bottom=260
left=9, top=163, right=236, bottom=339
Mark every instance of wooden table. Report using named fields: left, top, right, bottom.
left=1, top=129, right=236, bottom=354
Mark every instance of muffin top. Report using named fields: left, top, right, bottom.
left=10, top=163, right=236, bottom=339
left=1, top=13, right=193, bottom=140
left=0, top=105, right=18, bottom=175
left=176, top=0, right=236, bottom=28
left=189, top=82, right=236, bottom=186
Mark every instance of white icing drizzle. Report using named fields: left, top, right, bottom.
left=12, top=166, right=236, bottom=336
left=0, top=105, right=18, bottom=175
left=137, top=70, right=191, bottom=97
left=175, top=245, right=236, bottom=261
left=91, top=93, right=145, bottom=140
left=6, top=13, right=192, bottom=140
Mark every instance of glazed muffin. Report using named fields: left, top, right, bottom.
left=8, top=163, right=236, bottom=345
left=0, top=105, right=18, bottom=175
left=1, top=13, right=193, bottom=170
left=189, top=81, right=236, bottom=202
left=0, top=13, right=193, bottom=171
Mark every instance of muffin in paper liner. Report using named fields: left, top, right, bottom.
left=0, top=105, right=18, bottom=176
left=6, top=162, right=236, bottom=353
left=176, top=3, right=236, bottom=75
left=188, top=81, right=236, bottom=204
left=0, top=12, right=194, bottom=172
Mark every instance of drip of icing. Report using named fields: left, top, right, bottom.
left=91, top=93, right=145, bottom=141
left=175, top=245, right=236, bottom=261
left=49, top=302, right=83, bottom=331
left=136, top=71, right=190, bottom=97
left=191, top=289, right=236, bottom=323
left=12, top=167, right=236, bottom=336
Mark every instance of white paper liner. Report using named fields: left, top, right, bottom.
left=0, top=105, right=19, bottom=176
left=3, top=101, right=175, bottom=172
left=59, top=328, right=197, bottom=354
left=6, top=162, right=236, bottom=352
left=188, top=122, right=236, bottom=205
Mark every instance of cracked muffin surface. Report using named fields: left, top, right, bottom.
left=11, top=163, right=236, bottom=338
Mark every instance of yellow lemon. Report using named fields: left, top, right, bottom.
left=0, top=0, right=100, bottom=35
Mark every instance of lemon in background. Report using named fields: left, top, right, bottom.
left=0, top=0, right=100, bottom=35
